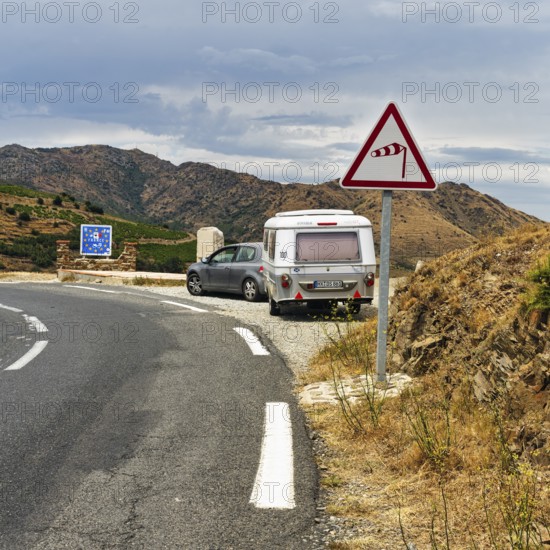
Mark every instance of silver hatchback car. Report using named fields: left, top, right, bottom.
left=186, top=242, right=266, bottom=302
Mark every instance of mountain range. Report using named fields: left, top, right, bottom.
left=0, top=144, right=541, bottom=268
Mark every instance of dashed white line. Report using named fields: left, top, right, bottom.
left=249, top=402, right=295, bottom=509
left=233, top=327, right=270, bottom=356
left=65, top=285, right=118, bottom=294
left=161, top=300, right=208, bottom=313
left=0, top=303, right=24, bottom=313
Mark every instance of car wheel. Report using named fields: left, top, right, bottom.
left=187, top=273, right=205, bottom=296
left=269, top=298, right=281, bottom=316
left=242, top=278, right=261, bottom=302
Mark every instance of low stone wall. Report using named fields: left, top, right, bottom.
left=56, top=241, right=138, bottom=271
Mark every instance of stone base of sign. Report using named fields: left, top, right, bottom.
left=299, top=372, right=413, bottom=406
left=56, top=241, right=138, bottom=271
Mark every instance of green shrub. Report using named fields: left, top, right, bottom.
left=18, top=211, right=31, bottom=222
left=137, top=242, right=196, bottom=273
left=37, top=197, right=44, bottom=205
left=52, top=196, right=63, bottom=206
left=6, top=206, right=16, bottom=215
left=524, top=255, right=550, bottom=313
left=85, top=201, right=104, bottom=214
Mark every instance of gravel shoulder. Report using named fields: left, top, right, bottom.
left=127, top=277, right=406, bottom=377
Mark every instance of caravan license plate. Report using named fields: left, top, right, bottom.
left=314, top=280, right=343, bottom=289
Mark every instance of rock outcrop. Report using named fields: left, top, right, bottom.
left=387, top=225, right=549, bottom=463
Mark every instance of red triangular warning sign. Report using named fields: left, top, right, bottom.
left=340, top=103, right=437, bottom=191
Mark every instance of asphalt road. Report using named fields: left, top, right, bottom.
left=0, top=283, right=318, bottom=549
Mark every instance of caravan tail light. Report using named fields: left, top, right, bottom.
left=365, top=272, right=375, bottom=287
left=281, top=273, right=291, bottom=288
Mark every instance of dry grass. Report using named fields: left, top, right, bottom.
left=0, top=271, right=57, bottom=281
left=306, top=368, right=549, bottom=548
left=302, top=224, right=550, bottom=548
left=126, top=276, right=186, bottom=287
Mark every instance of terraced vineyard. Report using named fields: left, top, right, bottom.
left=0, top=184, right=196, bottom=272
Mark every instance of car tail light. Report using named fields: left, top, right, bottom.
left=281, top=273, right=291, bottom=288
left=258, top=265, right=264, bottom=273
left=365, top=272, right=375, bottom=287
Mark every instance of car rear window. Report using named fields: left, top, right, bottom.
left=296, top=232, right=360, bottom=262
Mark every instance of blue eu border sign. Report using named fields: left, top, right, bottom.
left=80, top=225, right=112, bottom=256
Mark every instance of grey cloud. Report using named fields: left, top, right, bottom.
left=438, top=147, right=550, bottom=165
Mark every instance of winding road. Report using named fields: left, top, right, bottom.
left=0, top=283, right=318, bottom=548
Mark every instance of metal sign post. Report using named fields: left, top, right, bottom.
left=340, top=102, right=438, bottom=384
left=376, top=190, right=392, bottom=382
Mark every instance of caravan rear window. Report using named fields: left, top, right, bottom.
left=296, top=232, right=360, bottom=262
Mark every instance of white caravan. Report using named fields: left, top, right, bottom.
left=262, top=209, right=376, bottom=315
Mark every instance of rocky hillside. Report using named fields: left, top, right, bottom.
left=388, top=224, right=550, bottom=463
left=0, top=144, right=542, bottom=267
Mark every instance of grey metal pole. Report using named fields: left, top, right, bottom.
left=376, top=190, right=393, bottom=383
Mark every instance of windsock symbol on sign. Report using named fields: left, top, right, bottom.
left=371, top=142, right=407, bottom=179
left=371, top=142, right=405, bottom=158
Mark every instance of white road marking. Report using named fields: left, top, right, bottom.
left=5, top=313, right=49, bottom=371
left=250, top=402, right=295, bottom=509
left=5, top=341, right=49, bottom=371
left=161, top=300, right=208, bottom=313
left=23, top=315, right=48, bottom=334
left=233, top=327, right=270, bottom=356
left=0, top=303, right=24, bottom=313
left=65, top=285, right=118, bottom=294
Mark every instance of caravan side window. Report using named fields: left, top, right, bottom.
left=296, top=232, right=360, bottom=262
left=268, top=230, right=277, bottom=261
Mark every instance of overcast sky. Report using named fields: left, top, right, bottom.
left=0, top=0, right=548, bottom=220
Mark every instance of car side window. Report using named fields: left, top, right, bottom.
left=235, top=246, right=257, bottom=263
left=210, top=247, right=237, bottom=264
